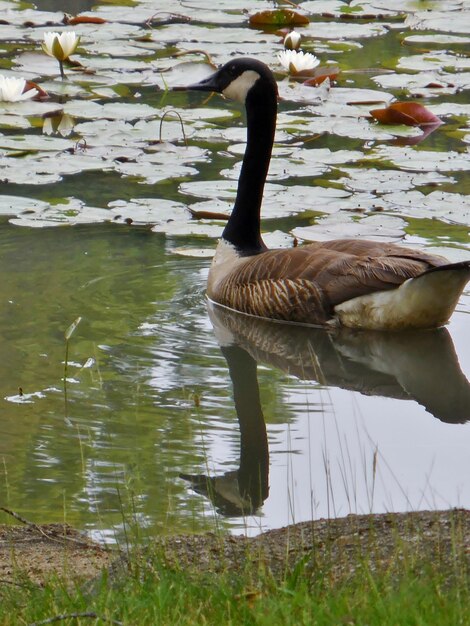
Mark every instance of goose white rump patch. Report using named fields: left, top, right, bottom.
left=334, top=267, right=468, bottom=330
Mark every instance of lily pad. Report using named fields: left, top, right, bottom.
left=365, top=145, right=470, bottom=173
left=249, top=10, right=310, bottom=27
left=108, top=198, right=189, bottom=225
left=292, top=213, right=407, bottom=242
left=338, top=167, right=453, bottom=193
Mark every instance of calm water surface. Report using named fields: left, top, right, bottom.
left=0, top=0, right=469, bottom=542
left=1, top=221, right=468, bottom=541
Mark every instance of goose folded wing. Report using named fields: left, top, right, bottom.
left=216, top=240, right=448, bottom=323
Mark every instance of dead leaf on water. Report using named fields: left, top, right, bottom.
left=370, top=102, right=442, bottom=127
left=249, top=10, right=309, bottom=27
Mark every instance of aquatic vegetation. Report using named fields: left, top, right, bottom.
left=42, top=31, right=80, bottom=78
left=0, top=74, right=37, bottom=101
left=370, top=101, right=442, bottom=127
left=278, top=49, right=320, bottom=74
left=283, top=31, right=302, bottom=51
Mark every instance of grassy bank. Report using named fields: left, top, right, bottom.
left=0, top=509, right=468, bottom=625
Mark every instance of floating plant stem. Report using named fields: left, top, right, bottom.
left=159, top=109, right=187, bottom=145
left=64, top=316, right=82, bottom=415
left=42, top=31, right=80, bottom=80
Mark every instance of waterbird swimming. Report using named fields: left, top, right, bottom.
left=181, top=58, right=470, bottom=330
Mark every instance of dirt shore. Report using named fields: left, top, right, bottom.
left=1, top=509, right=468, bottom=586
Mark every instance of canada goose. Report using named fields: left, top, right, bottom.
left=183, top=58, right=470, bottom=330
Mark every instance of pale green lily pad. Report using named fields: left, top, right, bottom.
left=0, top=134, right=71, bottom=151
left=263, top=230, right=296, bottom=248
left=279, top=109, right=410, bottom=141
left=372, top=71, right=469, bottom=94
left=428, top=103, right=470, bottom=118
left=365, top=146, right=470, bottom=173
left=223, top=147, right=364, bottom=182
left=187, top=199, right=231, bottom=216
left=301, top=20, right=391, bottom=40
left=292, top=213, right=407, bottom=243
left=93, top=1, right=246, bottom=25
left=371, top=0, right=462, bottom=11
left=170, top=247, right=216, bottom=258
left=0, top=99, right=65, bottom=117
left=108, top=198, right=189, bottom=225
left=0, top=150, right=112, bottom=185
left=381, top=190, right=470, bottom=225
left=404, top=10, right=470, bottom=35
left=1, top=7, right=64, bottom=25
left=397, top=52, right=470, bottom=72
left=63, top=100, right=157, bottom=121
left=0, top=195, right=48, bottom=216
left=403, top=34, right=470, bottom=45
left=13, top=51, right=73, bottom=79
left=221, top=155, right=328, bottom=181
left=9, top=197, right=111, bottom=226
left=115, top=159, right=198, bottom=184
left=180, top=179, right=356, bottom=219
left=151, top=221, right=223, bottom=238
left=302, top=0, right=399, bottom=16
left=0, top=114, right=31, bottom=129
left=338, top=168, right=453, bottom=193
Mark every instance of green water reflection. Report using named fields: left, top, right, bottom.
left=1, top=0, right=469, bottom=540
left=0, top=221, right=225, bottom=537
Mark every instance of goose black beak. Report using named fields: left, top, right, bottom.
left=173, top=69, right=222, bottom=94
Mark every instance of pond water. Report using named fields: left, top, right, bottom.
left=0, top=0, right=469, bottom=543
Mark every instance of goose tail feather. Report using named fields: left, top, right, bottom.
left=334, top=260, right=470, bottom=330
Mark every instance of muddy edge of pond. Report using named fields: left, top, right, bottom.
left=1, top=509, right=468, bottom=586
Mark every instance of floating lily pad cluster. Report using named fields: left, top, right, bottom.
left=0, top=0, right=468, bottom=257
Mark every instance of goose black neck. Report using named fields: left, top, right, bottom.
left=222, top=81, right=277, bottom=255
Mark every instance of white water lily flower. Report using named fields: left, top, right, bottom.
left=0, top=75, right=38, bottom=102
left=283, top=31, right=302, bottom=51
left=42, top=31, right=79, bottom=79
left=278, top=49, right=320, bottom=74
left=42, top=31, right=79, bottom=61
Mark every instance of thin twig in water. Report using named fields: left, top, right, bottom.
left=174, top=49, right=215, bottom=67
left=0, top=507, right=95, bottom=548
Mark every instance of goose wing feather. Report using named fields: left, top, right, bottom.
left=214, top=239, right=448, bottom=324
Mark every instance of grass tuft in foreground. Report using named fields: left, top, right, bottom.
left=0, top=509, right=468, bottom=625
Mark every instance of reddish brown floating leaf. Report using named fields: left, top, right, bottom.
left=68, top=15, right=107, bottom=25
left=370, top=101, right=442, bottom=127
left=188, top=208, right=229, bottom=221
left=249, top=10, right=309, bottom=26
left=24, top=80, right=48, bottom=99
left=303, top=66, right=339, bottom=86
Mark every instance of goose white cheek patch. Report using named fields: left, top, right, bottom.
left=222, top=70, right=260, bottom=103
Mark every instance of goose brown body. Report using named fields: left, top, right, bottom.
left=207, top=239, right=449, bottom=326
left=184, top=58, right=470, bottom=330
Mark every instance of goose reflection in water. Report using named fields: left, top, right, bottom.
left=181, top=302, right=470, bottom=516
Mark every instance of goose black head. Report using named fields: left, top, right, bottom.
left=183, top=58, right=278, bottom=104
